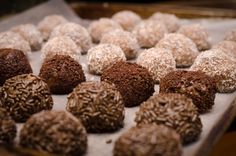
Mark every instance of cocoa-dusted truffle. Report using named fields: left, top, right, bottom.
left=159, top=71, right=216, bottom=113
left=66, top=81, right=124, bottom=132
left=224, top=29, right=236, bottom=42
left=39, top=55, right=86, bottom=94
left=135, top=93, right=202, bottom=144
left=0, top=48, right=33, bottom=86
left=113, top=124, right=182, bottom=156
left=213, top=40, right=236, bottom=59
left=0, top=74, right=53, bottom=122
left=20, top=110, right=87, bottom=156
left=101, top=61, right=155, bottom=107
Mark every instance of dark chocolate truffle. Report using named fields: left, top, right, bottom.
left=66, top=81, right=124, bottom=132
left=20, top=110, right=87, bottom=156
left=101, top=61, right=155, bottom=107
left=113, top=124, right=182, bottom=156
left=0, top=74, right=53, bottom=122
left=39, top=55, right=86, bottom=94
left=159, top=71, right=216, bottom=113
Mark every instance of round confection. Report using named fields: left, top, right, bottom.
left=37, top=14, right=68, bottom=41
left=87, top=44, right=126, bottom=75
left=190, top=49, right=236, bottom=93
left=11, top=24, right=43, bottom=51
left=113, top=124, right=182, bottom=156
left=88, top=18, right=122, bottom=43
left=212, top=40, right=236, bottom=59
left=137, top=47, right=176, bottom=84
left=0, top=74, right=53, bottom=122
left=66, top=81, right=124, bottom=132
left=0, top=31, right=31, bottom=56
left=132, top=20, right=167, bottom=48
left=112, top=10, right=142, bottom=31
left=156, top=33, right=199, bottom=67
left=101, top=61, right=155, bottom=107
left=0, top=48, right=33, bottom=86
left=100, top=29, right=139, bottom=59
left=39, top=55, right=86, bottom=94
left=224, top=29, right=236, bottom=42
left=20, top=110, right=87, bottom=156
left=135, top=93, right=202, bottom=144
left=159, top=70, right=216, bottom=113
left=50, top=22, right=92, bottom=54
left=178, top=24, right=211, bottom=51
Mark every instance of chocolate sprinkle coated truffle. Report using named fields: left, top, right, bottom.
left=66, top=81, right=124, bottom=132
left=113, top=124, right=182, bottom=156
left=20, top=110, right=87, bottom=156
left=0, top=48, right=33, bottom=86
left=224, top=29, right=236, bottom=42
left=101, top=61, right=155, bottom=107
left=135, top=93, right=202, bottom=144
left=159, top=71, right=216, bottom=113
left=0, top=74, right=53, bottom=122
left=39, top=55, right=86, bottom=94
left=213, top=40, right=236, bottom=59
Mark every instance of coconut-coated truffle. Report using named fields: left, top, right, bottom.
left=20, top=110, right=87, bottom=156
left=132, top=20, right=167, bottom=48
left=100, top=29, right=139, bottom=59
left=0, top=74, right=53, bottom=122
left=213, top=40, right=236, bottom=59
left=157, top=33, right=199, bottom=67
left=101, top=61, right=155, bottom=107
left=0, top=48, right=33, bottom=86
left=87, top=44, right=126, bottom=75
left=135, top=93, right=202, bottom=144
left=67, top=81, right=124, bottom=132
left=113, top=124, right=182, bottom=156
left=39, top=55, right=86, bottom=94
left=160, top=70, right=216, bottom=113
left=137, top=47, right=176, bottom=84
left=224, top=29, right=236, bottom=42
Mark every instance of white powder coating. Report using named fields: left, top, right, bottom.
left=213, top=40, right=236, bottom=59
left=87, top=44, right=126, bottom=75
left=100, top=29, right=139, bottom=59
left=224, top=29, right=236, bottom=42
left=157, top=33, right=199, bottom=68
left=190, top=49, right=236, bottom=93
left=178, top=24, right=211, bottom=51
left=137, top=47, right=176, bottom=84
left=132, top=20, right=167, bottom=48
left=50, top=22, right=92, bottom=54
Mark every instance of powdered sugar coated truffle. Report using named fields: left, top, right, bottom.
left=224, top=29, right=236, bottom=42
left=213, top=40, right=236, bottom=59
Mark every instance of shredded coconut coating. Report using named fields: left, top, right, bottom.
left=213, top=40, right=236, bottom=59
left=224, top=29, right=236, bottom=42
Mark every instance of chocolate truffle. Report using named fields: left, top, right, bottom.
left=39, top=55, right=86, bottom=94
left=213, top=40, right=236, bottom=59
left=0, top=48, right=33, bottom=86
left=113, top=124, right=182, bottom=156
left=159, top=71, right=216, bottom=113
left=137, top=47, right=176, bottom=84
left=157, top=33, right=199, bottom=67
left=100, top=29, right=139, bottom=59
left=20, top=110, right=87, bottom=156
left=0, top=74, right=53, bottom=122
left=101, top=61, right=155, bottom=107
left=132, top=20, right=167, bottom=48
left=224, top=29, right=236, bottom=42
left=135, top=93, right=202, bottom=144
left=87, top=44, right=126, bottom=75
left=66, top=81, right=124, bottom=132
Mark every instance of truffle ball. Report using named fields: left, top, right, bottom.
left=0, top=48, right=33, bottom=86
left=178, top=24, right=211, bottom=51
left=0, top=74, right=53, bottom=122
left=135, top=93, right=202, bottom=144
left=132, top=20, right=167, bottom=48
left=87, top=44, right=126, bottom=75
left=112, top=10, right=142, bottom=31
left=113, top=124, right=182, bottom=156
left=39, top=55, right=86, bottom=94
left=100, top=29, right=139, bottom=59
left=101, top=61, right=155, bottom=107
left=160, top=70, right=216, bottom=113
left=157, top=33, right=199, bottom=67
left=224, top=29, right=236, bottom=42
left=88, top=18, right=122, bottom=43
left=213, top=40, right=236, bottom=59
left=66, top=81, right=124, bottom=132
left=20, top=110, right=87, bottom=156
left=137, top=47, right=176, bottom=84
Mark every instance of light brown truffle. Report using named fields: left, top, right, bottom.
left=213, top=40, right=236, bottom=59
left=224, top=29, right=236, bottom=42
